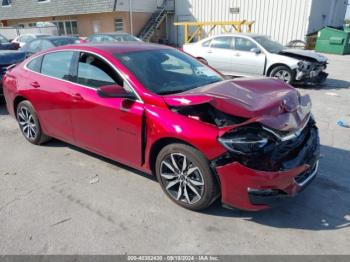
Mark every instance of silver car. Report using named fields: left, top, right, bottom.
left=183, top=33, right=328, bottom=84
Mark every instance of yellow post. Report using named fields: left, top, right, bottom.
left=174, top=21, right=255, bottom=44
left=184, top=24, right=188, bottom=43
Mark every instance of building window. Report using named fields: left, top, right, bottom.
left=2, top=0, right=11, bottom=6
left=52, top=20, right=78, bottom=36
left=114, top=18, right=124, bottom=32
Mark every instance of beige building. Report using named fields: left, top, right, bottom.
left=0, top=0, right=175, bottom=42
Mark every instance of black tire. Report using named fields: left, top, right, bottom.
left=269, top=65, right=294, bottom=84
left=16, top=101, right=51, bottom=145
left=155, top=143, right=219, bottom=211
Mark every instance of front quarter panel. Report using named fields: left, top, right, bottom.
left=266, top=53, right=299, bottom=72
left=144, top=104, right=226, bottom=170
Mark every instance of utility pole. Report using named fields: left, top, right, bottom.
left=129, top=0, right=134, bottom=35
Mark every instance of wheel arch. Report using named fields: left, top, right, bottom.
left=266, top=63, right=292, bottom=76
left=13, top=95, right=28, bottom=116
left=148, top=137, right=196, bottom=175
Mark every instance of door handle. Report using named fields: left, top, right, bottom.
left=72, top=93, right=83, bottom=101
left=207, top=50, right=213, bottom=53
left=31, top=81, right=40, bottom=88
left=235, top=53, right=241, bottom=57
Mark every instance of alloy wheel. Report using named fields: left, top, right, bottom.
left=18, top=107, right=37, bottom=140
left=160, top=153, right=205, bottom=205
left=274, top=70, right=292, bottom=83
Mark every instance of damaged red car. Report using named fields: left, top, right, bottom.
left=2, top=43, right=320, bottom=211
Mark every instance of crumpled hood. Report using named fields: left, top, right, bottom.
left=279, top=48, right=327, bottom=63
left=0, top=51, right=26, bottom=65
left=164, top=78, right=312, bottom=133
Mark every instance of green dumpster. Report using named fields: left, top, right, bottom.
left=315, top=27, right=350, bottom=55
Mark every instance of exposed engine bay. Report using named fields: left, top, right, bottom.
left=278, top=50, right=328, bottom=84
left=171, top=103, right=247, bottom=127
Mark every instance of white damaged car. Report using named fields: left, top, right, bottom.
left=183, top=33, right=328, bottom=85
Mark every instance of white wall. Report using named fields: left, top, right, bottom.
left=173, top=0, right=312, bottom=45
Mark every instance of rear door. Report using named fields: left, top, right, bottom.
left=24, top=51, right=75, bottom=143
left=205, top=36, right=235, bottom=75
left=68, top=51, right=144, bottom=166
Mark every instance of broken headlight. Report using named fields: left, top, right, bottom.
left=218, top=125, right=272, bottom=155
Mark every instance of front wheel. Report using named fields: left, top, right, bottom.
left=269, top=65, right=294, bottom=84
left=155, top=143, right=219, bottom=211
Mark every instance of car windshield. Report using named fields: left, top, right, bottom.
left=252, top=36, right=285, bottom=53
left=51, top=38, right=78, bottom=46
left=114, top=49, right=223, bottom=95
left=113, top=34, right=141, bottom=42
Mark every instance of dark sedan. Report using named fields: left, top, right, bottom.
left=0, top=50, right=26, bottom=97
left=20, top=36, right=81, bottom=57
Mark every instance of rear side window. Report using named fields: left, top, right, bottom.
left=76, top=52, right=123, bottom=88
left=89, top=35, right=103, bottom=43
left=41, top=51, right=74, bottom=80
left=210, top=37, right=233, bottom=49
left=27, top=56, right=42, bottom=73
left=26, top=40, right=42, bottom=53
left=202, top=40, right=211, bottom=47
left=40, top=40, right=55, bottom=50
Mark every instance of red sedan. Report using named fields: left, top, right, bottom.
left=2, top=43, right=320, bottom=211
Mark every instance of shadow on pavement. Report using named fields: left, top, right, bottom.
left=296, top=78, right=350, bottom=90
left=46, top=134, right=350, bottom=231
left=45, top=139, right=157, bottom=182
left=0, top=101, right=9, bottom=115
left=203, top=145, right=350, bottom=231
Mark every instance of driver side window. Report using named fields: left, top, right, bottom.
left=234, top=37, right=257, bottom=52
left=76, top=52, right=124, bottom=89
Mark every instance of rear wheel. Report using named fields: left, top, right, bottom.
left=155, top=143, right=219, bottom=211
left=269, top=65, right=294, bottom=84
left=16, top=101, right=51, bottom=145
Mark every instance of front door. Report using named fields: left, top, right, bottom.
left=205, top=36, right=235, bottom=75
left=69, top=52, right=144, bottom=166
left=231, top=37, right=266, bottom=76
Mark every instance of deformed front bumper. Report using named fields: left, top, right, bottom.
left=295, top=63, right=328, bottom=85
left=216, top=160, right=318, bottom=211
left=214, top=118, right=320, bottom=211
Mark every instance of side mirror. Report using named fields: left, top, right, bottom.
left=97, top=84, right=136, bottom=99
left=251, top=47, right=261, bottom=54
